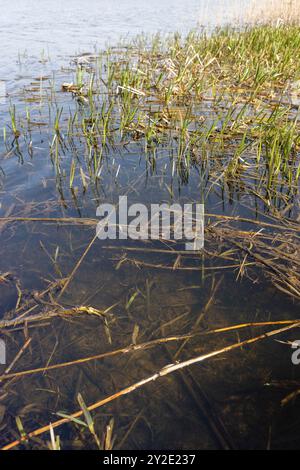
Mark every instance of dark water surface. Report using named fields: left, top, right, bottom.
left=0, top=0, right=300, bottom=451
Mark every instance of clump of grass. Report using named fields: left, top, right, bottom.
left=5, top=24, right=298, bottom=216
left=48, top=25, right=300, bottom=213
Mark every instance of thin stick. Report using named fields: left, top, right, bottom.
left=125, top=258, right=251, bottom=271
left=57, top=234, right=98, bottom=299
left=0, top=334, right=194, bottom=382
left=1, top=214, right=296, bottom=232
left=0, top=217, right=97, bottom=226
left=207, top=320, right=300, bottom=334
left=0, top=338, right=32, bottom=380
left=174, top=276, right=223, bottom=358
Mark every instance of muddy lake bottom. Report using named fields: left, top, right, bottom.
left=0, top=27, right=300, bottom=450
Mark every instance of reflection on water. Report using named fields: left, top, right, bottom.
left=0, top=0, right=300, bottom=451
left=1, top=0, right=250, bottom=83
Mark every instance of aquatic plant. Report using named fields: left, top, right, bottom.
left=1, top=23, right=300, bottom=451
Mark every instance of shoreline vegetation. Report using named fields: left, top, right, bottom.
left=0, top=10, right=300, bottom=449
left=4, top=24, right=300, bottom=296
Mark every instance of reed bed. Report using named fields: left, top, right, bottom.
left=4, top=25, right=300, bottom=211
left=245, top=0, right=300, bottom=26
left=0, top=24, right=300, bottom=449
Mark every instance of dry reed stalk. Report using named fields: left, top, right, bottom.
left=0, top=305, right=107, bottom=329
left=0, top=339, right=32, bottom=382
left=174, top=277, right=223, bottom=359
left=244, top=0, right=300, bottom=26
left=1, top=320, right=298, bottom=382
left=0, top=216, right=97, bottom=226
left=0, top=333, right=195, bottom=382
left=2, top=321, right=300, bottom=451
left=57, top=234, right=98, bottom=299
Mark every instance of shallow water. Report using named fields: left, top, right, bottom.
left=0, top=0, right=300, bottom=451
left=0, top=0, right=251, bottom=85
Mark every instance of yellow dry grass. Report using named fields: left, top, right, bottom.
left=244, top=0, right=300, bottom=25
left=197, top=0, right=300, bottom=28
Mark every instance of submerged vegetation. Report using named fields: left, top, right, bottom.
left=0, top=23, right=300, bottom=449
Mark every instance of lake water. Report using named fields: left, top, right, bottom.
left=0, top=0, right=300, bottom=451
left=0, top=0, right=250, bottom=81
